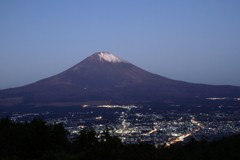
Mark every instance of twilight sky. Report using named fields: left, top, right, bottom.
left=1, top=0, right=240, bottom=89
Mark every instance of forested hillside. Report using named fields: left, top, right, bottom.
left=1, top=117, right=240, bottom=160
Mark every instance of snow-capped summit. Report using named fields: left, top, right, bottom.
left=94, top=52, right=128, bottom=63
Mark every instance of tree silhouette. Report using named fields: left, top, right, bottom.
left=1, top=117, right=240, bottom=160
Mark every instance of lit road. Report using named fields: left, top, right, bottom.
left=144, top=129, right=157, bottom=135
left=167, top=116, right=204, bottom=146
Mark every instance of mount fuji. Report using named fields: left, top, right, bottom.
left=1, top=52, right=240, bottom=107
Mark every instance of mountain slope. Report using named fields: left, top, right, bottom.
left=1, top=52, right=240, bottom=106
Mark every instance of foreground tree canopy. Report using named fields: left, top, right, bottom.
left=0, top=117, right=240, bottom=160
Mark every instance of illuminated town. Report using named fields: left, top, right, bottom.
left=2, top=97, right=240, bottom=147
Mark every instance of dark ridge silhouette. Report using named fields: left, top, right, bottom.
left=1, top=117, right=240, bottom=160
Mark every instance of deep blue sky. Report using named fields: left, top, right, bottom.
left=1, top=0, right=240, bottom=89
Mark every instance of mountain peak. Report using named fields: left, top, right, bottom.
left=1, top=51, right=240, bottom=107
left=92, top=52, right=128, bottom=63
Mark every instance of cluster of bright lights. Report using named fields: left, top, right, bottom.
left=206, top=97, right=240, bottom=101
left=206, top=97, right=229, bottom=100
